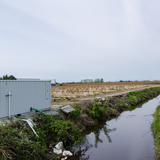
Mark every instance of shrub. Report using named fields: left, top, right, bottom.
left=70, top=105, right=81, bottom=119
left=34, top=114, right=82, bottom=146
left=89, top=101, right=105, bottom=120
left=0, top=122, right=47, bottom=160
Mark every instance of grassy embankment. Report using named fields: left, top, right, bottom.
left=1, top=87, right=160, bottom=160
left=152, top=106, right=160, bottom=160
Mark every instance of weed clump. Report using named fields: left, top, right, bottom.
left=34, top=114, right=82, bottom=147
left=0, top=121, right=47, bottom=160
left=89, top=100, right=105, bottom=120
left=69, top=105, right=81, bottom=120
left=0, top=114, right=83, bottom=160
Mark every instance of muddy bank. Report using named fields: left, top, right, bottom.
left=1, top=87, right=160, bottom=160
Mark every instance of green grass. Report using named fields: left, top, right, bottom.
left=0, top=121, right=48, bottom=160
left=152, top=106, right=160, bottom=160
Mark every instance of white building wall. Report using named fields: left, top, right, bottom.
left=0, top=80, right=51, bottom=118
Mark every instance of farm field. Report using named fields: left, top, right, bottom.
left=52, top=81, right=160, bottom=105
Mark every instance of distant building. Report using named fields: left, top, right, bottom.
left=0, top=79, right=51, bottom=118
left=81, top=79, right=94, bottom=83
left=81, top=78, right=104, bottom=83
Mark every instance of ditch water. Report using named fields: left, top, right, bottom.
left=71, top=97, right=160, bottom=160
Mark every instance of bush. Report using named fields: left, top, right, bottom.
left=70, top=105, right=81, bottom=119
left=0, top=114, right=83, bottom=160
left=0, top=122, right=47, bottom=160
left=89, top=101, right=105, bottom=120
left=34, top=114, right=82, bottom=146
left=0, top=75, right=16, bottom=80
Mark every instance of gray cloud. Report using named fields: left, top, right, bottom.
left=0, top=0, right=160, bottom=82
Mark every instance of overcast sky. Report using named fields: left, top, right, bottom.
left=0, top=0, right=159, bottom=82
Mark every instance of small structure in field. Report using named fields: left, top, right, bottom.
left=0, top=79, right=51, bottom=118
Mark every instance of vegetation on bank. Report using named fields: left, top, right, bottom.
left=75, top=87, right=160, bottom=125
left=1, top=87, right=160, bottom=160
left=0, top=116, right=82, bottom=160
left=152, top=106, right=160, bottom=160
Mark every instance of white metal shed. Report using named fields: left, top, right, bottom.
left=0, top=80, right=51, bottom=118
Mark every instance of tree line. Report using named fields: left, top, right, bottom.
left=0, top=75, right=16, bottom=80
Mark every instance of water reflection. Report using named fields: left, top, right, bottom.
left=69, top=126, right=116, bottom=160
left=93, top=126, right=116, bottom=147
left=69, top=142, right=91, bottom=160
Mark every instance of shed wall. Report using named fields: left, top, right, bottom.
left=0, top=81, right=51, bottom=118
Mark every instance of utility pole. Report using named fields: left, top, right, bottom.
left=6, top=91, right=12, bottom=118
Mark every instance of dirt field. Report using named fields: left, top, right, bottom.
left=52, top=81, right=160, bottom=105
